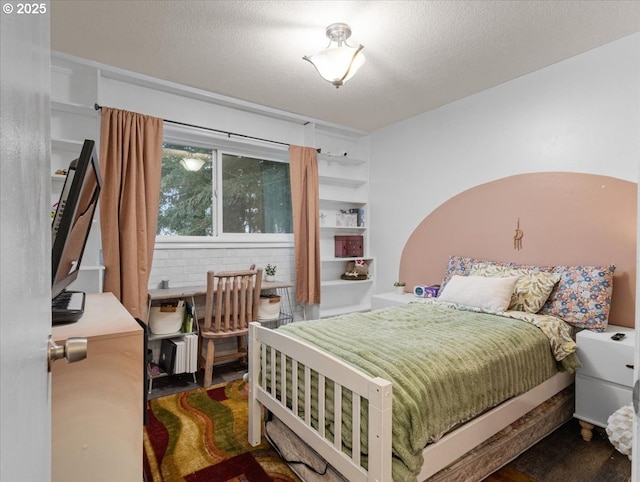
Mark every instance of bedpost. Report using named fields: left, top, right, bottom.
left=248, top=322, right=262, bottom=446
left=367, top=377, right=393, bottom=481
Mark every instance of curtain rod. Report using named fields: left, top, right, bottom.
left=94, top=103, right=291, bottom=148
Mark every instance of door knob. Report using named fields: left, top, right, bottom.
left=48, top=336, right=87, bottom=372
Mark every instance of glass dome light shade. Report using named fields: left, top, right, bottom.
left=180, top=157, right=205, bottom=171
left=304, top=45, right=365, bottom=88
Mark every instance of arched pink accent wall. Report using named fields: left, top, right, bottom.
left=399, top=172, right=636, bottom=328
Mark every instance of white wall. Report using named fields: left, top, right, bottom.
left=52, top=53, right=371, bottom=322
left=100, top=77, right=308, bottom=148
left=369, top=33, right=640, bottom=293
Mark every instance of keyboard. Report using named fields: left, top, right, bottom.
left=52, top=290, right=85, bottom=325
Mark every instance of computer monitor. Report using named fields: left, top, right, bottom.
left=51, top=139, right=102, bottom=300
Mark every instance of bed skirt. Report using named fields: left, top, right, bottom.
left=264, top=386, right=574, bottom=482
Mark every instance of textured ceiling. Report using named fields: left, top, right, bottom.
left=50, top=1, right=640, bottom=132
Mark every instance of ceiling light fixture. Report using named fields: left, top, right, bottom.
left=303, top=23, right=365, bottom=89
left=180, top=157, right=205, bottom=171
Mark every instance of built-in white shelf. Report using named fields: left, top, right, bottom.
left=315, top=128, right=371, bottom=319
left=318, top=153, right=366, bottom=165
left=52, top=137, right=84, bottom=151
left=318, top=175, right=367, bottom=188
left=320, top=225, right=366, bottom=231
left=322, top=256, right=375, bottom=263
left=51, top=100, right=97, bottom=117
left=321, top=279, right=374, bottom=287
left=320, top=199, right=368, bottom=208
left=319, top=198, right=366, bottom=206
left=79, top=265, right=105, bottom=271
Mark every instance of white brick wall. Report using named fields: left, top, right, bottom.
left=148, top=246, right=295, bottom=289
left=148, top=245, right=302, bottom=321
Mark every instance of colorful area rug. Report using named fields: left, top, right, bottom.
left=143, top=379, right=299, bottom=481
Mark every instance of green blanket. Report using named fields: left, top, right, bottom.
left=277, top=301, right=575, bottom=481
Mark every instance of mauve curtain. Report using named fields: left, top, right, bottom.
left=99, top=107, right=163, bottom=321
left=289, top=145, right=321, bottom=305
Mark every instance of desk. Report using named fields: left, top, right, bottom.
left=146, top=280, right=294, bottom=390
left=147, top=279, right=293, bottom=300
left=147, top=279, right=294, bottom=326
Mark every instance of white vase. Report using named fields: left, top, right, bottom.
left=265, top=275, right=275, bottom=282
left=395, top=286, right=405, bottom=295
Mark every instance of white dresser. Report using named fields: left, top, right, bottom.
left=574, top=324, right=635, bottom=441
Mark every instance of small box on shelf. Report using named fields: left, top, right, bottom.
left=333, top=208, right=365, bottom=228
left=335, top=235, right=364, bottom=257
left=336, top=212, right=357, bottom=227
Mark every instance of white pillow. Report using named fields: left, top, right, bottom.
left=437, top=275, right=519, bottom=312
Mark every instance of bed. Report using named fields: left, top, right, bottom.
left=248, top=173, right=635, bottom=481
left=248, top=254, right=620, bottom=481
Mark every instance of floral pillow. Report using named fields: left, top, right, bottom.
left=440, top=256, right=616, bottom=332
left=538, top=265, right=615, bottom=332
left=440, top=255, right=522, bottom=289
left=440, top=255, right=491, bottom=290
left=470, top=263, right=561, bottom=313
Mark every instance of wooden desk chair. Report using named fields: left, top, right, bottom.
left=200, top=269, right=262, bottom=388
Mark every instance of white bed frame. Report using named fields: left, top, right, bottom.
left=248, top=321, right=574, bottom=481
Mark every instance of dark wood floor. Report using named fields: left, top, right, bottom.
left=488, top=418, right=631, bottom=482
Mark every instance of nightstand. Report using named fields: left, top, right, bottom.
left=574, top=324, right=635, bottom=441
left=371, top=292, right=416, bottom=310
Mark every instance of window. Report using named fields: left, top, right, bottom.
left=221, top=153, right=292, bottom=234
left=157, top=141, right=292, bottom=240
left=158, top=143, right=214, bottom=236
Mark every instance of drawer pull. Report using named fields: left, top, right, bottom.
left=625, top=364, right=634, bottom=369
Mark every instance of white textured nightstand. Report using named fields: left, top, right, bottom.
left=371, top=292, right=417, bottom=310
left=574, top=324, right=635, bottom=441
